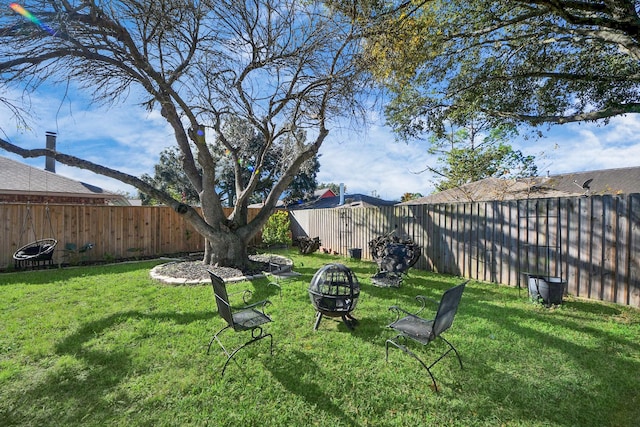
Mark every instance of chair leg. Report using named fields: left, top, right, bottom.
left=220, top=332, right=273, bottom=376
left=439, top=335, right=463, bottom=370
left=209, top=325, right=273, bottom=377
left=208, top=325, right=231, bottom=355
left=313, top=312, right=323, bottom=330
left=386, top=336, right=438, bottom=391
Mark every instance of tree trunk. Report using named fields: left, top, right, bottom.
left=202, top=230, right=249, bottom=268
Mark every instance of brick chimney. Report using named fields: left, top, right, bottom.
left=45, top=131, right=56, bottom=173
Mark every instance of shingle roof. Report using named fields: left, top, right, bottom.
left=401, top=166, right=640, bottom=205
left=0, top=156, right=122, bottom=200
left=535, top=167, right=640, bottom=196
left=290, top=193, right=398, bottom=209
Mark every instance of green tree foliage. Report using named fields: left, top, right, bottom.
left=401, top=192, right=423, bottom=202
left=344, top=0, right=640, bottom=138
left=426, top=120, right=538, bottom=191
left=261, top=210, right=292, bottom=246
left=140, top=119, right=319, bottom=207
left=140, top=147, right=201, bottom=206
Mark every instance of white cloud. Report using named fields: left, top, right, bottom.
left=526, top=116, right=640, bottom=176
left=317, top=124, right=437, bottom=200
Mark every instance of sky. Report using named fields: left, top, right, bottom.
left=2, top=84, right=640, bottom=202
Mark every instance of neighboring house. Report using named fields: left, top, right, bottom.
left=400, top=166, right=640, bottom=205
left=291, top=193, right=398, bottom=209
left=314, top=187, right=337, bottom=199
left=0, top=156, right=130, bottom=205
left=248, top=187, right=339, bottom=209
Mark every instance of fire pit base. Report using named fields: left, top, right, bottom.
left=371, top=272, right=403, bottom=288
left=314, top=311, right=358, bottom=331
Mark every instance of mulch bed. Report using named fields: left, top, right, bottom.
left=153, top=254, right=292, bottom=282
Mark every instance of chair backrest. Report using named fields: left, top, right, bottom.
left=208, top=270, right=234, bottom=327
left=432, top=281, right=468, bottom=337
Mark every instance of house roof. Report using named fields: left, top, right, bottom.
left=400, top=166, right=640, bottom=205
left=314, top=188, right=337, bottom=199
left=290, top=193, right=398, bottom=209
left=535, top=167, right=640, bottom=196
left=0, top=156, right=128, bottom=204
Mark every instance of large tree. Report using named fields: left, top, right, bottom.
left=341, top=0, right=640, bottom=138
left=0, top=0, right=367, bottom=267
left=424, top=120, right=538, bottom=191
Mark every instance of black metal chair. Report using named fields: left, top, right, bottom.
left=385, top=280, right=468, bottom=391
left=207, top=270, right=274, bottom=376
left=263, top=261, right=301, bottom=297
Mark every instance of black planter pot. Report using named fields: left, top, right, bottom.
left=527, top=274, right=565, bottom=306
left=348, top=248, right=362, bottom=260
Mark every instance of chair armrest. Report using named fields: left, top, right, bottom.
left=388, top=305, right=417, bottom=321
left=244, top=299, right=273, bottom=314
left=228, top=289, right=253, bottom=306
left=414, top=295, right=439, bottom=315
left=389, top=294, right=439, bottom=319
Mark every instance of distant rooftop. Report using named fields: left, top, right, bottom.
left=291, top=193, right=398, bottom=209
left=0, top=156, right=129, bottom=204
left=400, top=166, right=640, bottom=205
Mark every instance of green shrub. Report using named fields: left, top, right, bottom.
left=262, top=210, right=291, bottom=246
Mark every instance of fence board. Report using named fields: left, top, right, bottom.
left=629, top=195, right=640, bottom=307
left=616, top=196, right=629, bottom=305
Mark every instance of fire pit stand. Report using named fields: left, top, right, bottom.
left=308, top=263, right=360, bottom=330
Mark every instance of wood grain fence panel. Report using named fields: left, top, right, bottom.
left=629, top=194, right=640, bottom=307
left=615, top=195, right=630, bottom=305
left=496, top=202, right=507, bottom=285
left=589, top=197, right=604, bottom=300
left=449, top=204, right=459, bottom=276
left=410, top=205, right=421, bottom=270
left=488, top=202, right=499, bottom=283
left=602, top=196, right=616, bottom=302
left=444, top=204, right=452, bottom=274
left=461, top=203, right=470, bottom=278
left=479, top=202, right=487, bottom=280
left=462, top=203, right=473, bottom=278
left=475, top=202, right=485, bottom=282
left=451, top=203, right=460, bottom=276
left=431, top=204, right=443, bottom=273
left=465, top=203, right=473, bottom=278
left=507, top=201, right=519, bottom=287
left=415, top=204, right=430, bottom=271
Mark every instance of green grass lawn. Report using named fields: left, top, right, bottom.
left=1, top=250, right=639, bottom=426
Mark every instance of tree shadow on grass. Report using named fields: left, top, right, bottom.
left=3, top=310, right=210, bottom=426
left=0, top=260, right=164, bottom=286
left=457, top=296, right=640, bottom=426
left=265, top=349, right=359, bottom=426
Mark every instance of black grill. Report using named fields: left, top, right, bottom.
left=308, top=263, right=360, bottom=330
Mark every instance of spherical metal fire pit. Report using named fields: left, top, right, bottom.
left=308, top=263, right=360, bottom=330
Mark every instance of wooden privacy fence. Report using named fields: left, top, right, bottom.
left=289, top=194, right=640, bottom=308
left=1, top=204, right=261, bottom=269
